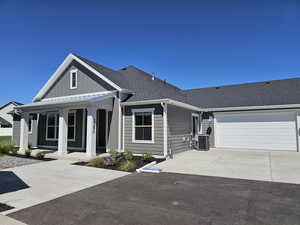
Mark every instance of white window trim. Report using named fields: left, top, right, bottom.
left=68, top=111, right=76, bottom=142
left=69, top=69, right=78, bottom=89
left=192, top=113, right=200, bottom=140
left=132, top=108, right=155, bottom=144
left=28, top=115, right=33, bottom=134
left=45, top=111, right=77, bottom=141
left=46, top=112, right=58, bottom=141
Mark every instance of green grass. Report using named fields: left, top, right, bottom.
left=0, top=136, right=12, bottom=144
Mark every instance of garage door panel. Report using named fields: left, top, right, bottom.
left=215, top=112, right=297, bottom=151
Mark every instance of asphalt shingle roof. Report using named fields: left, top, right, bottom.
left=0, top=116, right=11, bottom=126
left=185, top=78, right=300, bottom=108
left=75, top=54, right=300, bottom=109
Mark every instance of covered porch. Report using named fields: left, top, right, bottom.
left=16, top=92, right=118, bottom=158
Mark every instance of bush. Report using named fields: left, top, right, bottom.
left=87, top=157, right=104, bottom=167
left=142, top=152, right=153, bottom=162
left=0, top=144, right=15, bottom=155
left=36, top=151, right=45, bottom=159
left=108, top=149, right=122, bottom=158
left=9, top=148, right=18, bottom=156
left=25, top=149, right=32, bottom=157
left=124, top=151, right=133, bottom=161
left=28, top=143, right=32, bottom=150
left=119, top=160, right=136, bottom=172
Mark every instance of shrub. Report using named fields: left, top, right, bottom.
left=142, top=152, right=153, bottom=162
left=124, top=151, right=133, bottom=161
left=119, top=160, right=136, bottom=172
left=0, top=144, right=15, bottom=155
left=36, top=151, right=45, bottom=159
left=9, top=148, right=18, bottom=156
left=87, top=157, right=104, bottom=167
left=25, top=149, right=32, bottom=157
left=28, top=143, right=32, bottom=150
left=108, top=149, right=122, bottom=158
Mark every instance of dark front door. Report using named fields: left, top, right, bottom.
left=97, top=109, right=106, bottom=147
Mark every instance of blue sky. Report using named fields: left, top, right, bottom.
left=0, top=0, right=299, bottom=105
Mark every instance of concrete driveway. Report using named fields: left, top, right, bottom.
left=155, top=148, right=300, bottom=184
left=0, top=159, right=129, bottom=215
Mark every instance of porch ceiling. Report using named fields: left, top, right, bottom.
left=16, top=91, right=116, bottom=111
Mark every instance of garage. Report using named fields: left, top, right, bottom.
left=214, top=111, right=297, bottom=151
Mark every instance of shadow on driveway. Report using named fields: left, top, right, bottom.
left=9, top=172, right=300, bottom=225
left=0, top=171, right=30, bottom=194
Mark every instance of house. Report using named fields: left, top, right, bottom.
left=14, top=53, right=300, bottom=157
left=0, top=101, right=22, bottom=138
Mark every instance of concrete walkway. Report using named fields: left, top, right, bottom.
left=0, top=159, right=129, bottom=215
left=0, top=214, right=27, bottom=225
left=155, top=148, right=300, bottom=184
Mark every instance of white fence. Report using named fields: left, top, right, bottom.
left=0, top=128, right=12, bottom=136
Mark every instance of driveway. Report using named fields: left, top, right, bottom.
left=155, top=148, right=300, bottom=184
left=0, top=159, right=128, bottom=215
left=9, top=172, right=300, bottom=225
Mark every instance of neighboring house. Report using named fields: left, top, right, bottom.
left=0, top=101, right=22, bottom=138
left=14, top=53, right=300, bottom=157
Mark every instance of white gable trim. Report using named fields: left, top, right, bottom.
left=33, top=53, right=122, bottom=102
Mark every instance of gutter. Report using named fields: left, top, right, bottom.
left=121, top=99, right=202, bottom=112
left=204, top=104, right=300, bottom=112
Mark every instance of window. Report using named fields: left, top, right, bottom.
left=192, top=113, right=200, bottom=139
left=46, top=111, right=76, bottom=141
left=68, top=111, right=76, bottom=141
left=28, top=114, right=34, bottom=133
left=70, top=69, right=78, bottom=89
left=132, top=108, right=154, bottom=143
left=46, top=112, right=59, bottom=140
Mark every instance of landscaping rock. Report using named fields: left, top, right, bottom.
left=0, top=156, right=41, bottom=169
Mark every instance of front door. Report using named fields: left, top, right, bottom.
left=97, top=109, right=106, bottom=148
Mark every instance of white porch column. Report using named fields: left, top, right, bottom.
left=86, top=106, right=97, bottom=157
left=19, top=112, right=29, bottom=153
left=58, top=108, right=68, bottom=155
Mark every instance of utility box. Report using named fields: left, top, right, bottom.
left=198, top=135, right=210, bottom=151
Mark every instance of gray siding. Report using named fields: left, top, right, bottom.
left=201, top=112, right=215, bottom=148
left=124, top=104, right=164, bottom=155
left=167, top=105, right=196, bottom=154
left=107, top=98, right=119, bottom=150
left=42, top=61, right=115, bottom=99
left=37, top=109, right=84, bottom=149
left=12, top=114, right=21, bottom=146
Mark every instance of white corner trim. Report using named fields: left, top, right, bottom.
left=162, top=102, right=168, bottom=156
left=131, top=108, right=155, bottom=144
left=33, top=53, right=121, bottom=101
left=122, top=106, right=125, bottom=151
left=69, top=69, right=78, bottom=89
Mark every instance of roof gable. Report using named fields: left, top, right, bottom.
left=33, top=54, right=122, bottom=102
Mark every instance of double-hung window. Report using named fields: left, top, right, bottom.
left=46, top=112, right=59, bottom=140
left=46, top=111, right=76, bottom=141
left=68, top=111, right=76, bottom=141
left=28, top=114, right=34, bottom=134
left=70, top=69, right=78, bottom=89
left=132, top=108, right=154, bottom=143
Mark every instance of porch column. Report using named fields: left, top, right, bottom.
left=19, top=112, right=29, bottom=153
left=58, top=108, right=68, bottom=155
left=86, top=106, right=97, bottom=157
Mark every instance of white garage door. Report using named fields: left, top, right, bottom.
left=215, top=111, right=297, bottom=151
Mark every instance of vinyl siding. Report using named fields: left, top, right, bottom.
left=107, top=98, right=119, bottom=150
left=167, top=105, right=196, bottom=154
left=124, top=104, right=164, bottom=155
left=37, top=109, right=84, bottom=149
left=42, top=60, right=115, bottom=99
